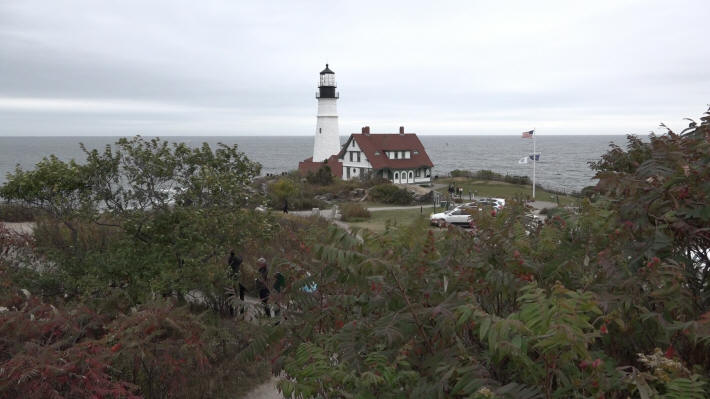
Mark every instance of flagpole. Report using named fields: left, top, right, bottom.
left=533, top=129, right=537, bottom=201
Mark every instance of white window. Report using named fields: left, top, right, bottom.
left=356, top=152, right=361, bottom=162
left=404, top=151, right=411, bottom=159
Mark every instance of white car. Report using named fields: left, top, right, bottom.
left=430, top=207, right=474, bottom=227
left=430, top=198, right=506, bottom=227
left=473, top=197, right=505, bottom=209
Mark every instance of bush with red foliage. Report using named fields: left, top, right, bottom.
left=0, top=290, right=139, bottom=398
left=107, top=301, right=214, bottom=399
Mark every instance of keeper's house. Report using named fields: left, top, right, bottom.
left=338, top=126, right=434, bottom=184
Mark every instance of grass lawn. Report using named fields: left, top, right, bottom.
left=436, top=178, right=578, bottom=206
left=345, top=208, right=432, bottom=233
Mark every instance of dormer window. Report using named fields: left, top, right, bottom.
left=404, top=151, right=411, bottom=159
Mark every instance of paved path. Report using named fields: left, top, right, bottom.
left=527, top=200, right=557, bottom=210
left=289, top=204, right=434, bottom=220
left=1, top=222, right=35, bottom=234
left=367, top=205, right=434, bottom=212
left=242, top=377, right=283, bottom=399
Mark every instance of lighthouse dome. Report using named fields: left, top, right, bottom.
left=320, top=64, right=334, bottom=75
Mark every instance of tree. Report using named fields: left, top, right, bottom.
left=1, top=136, right=274, bottom=306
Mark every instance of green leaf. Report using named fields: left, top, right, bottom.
left=479, top=317, right=492, bottom=341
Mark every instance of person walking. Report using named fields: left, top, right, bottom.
left=227, top=250, right=246, bottom=316
left=283, top=199, right=289, bottom=214
left=271, top=270, right=286, bottom=317
left=255, top=257, right=271, bottom=317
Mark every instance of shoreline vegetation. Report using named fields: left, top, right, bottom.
left=2, top=108, right=710, bottom=398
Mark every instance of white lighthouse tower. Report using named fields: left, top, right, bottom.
left=312, top=64, right=341, bottom=162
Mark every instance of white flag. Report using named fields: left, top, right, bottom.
left=518, top=156, right=528, bottom=164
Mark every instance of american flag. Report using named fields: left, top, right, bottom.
left=521, top=129, right=534, bottom=138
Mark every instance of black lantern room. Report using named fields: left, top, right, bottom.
left=317, top=64, right=338, bottom=98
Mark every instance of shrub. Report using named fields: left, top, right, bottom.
left=503, top=174, right=530, bottom=185
left=339, top=203, right=370, bottom=221
left=0, top=288, right=139, bottom=399
left=358, top=174, right=389, bottom=188
left=450, top=169, right=473, bottom=178
left=288, top=196, right=328, bottom=211
left=473, top=169, right=500, bottom=180
left=306, top=165, right=334, bottom=186
left=369, top=184, right=414, bottom=205
left=271, top=178, right=299, bottom=202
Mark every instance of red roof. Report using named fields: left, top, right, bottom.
left=339, top=133, right=434, bottom=170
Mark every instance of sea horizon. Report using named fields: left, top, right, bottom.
left=0, top=135, right=628, bottom=193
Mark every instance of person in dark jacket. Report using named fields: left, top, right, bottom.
left=256, top=257, right=270, bottom=317
left=273, top=271, right=285, bottom=293
left=283, top=199, right=289, bottom=214
left=226, top=251, right=245, bottom=316
left=228, top=251, right=245, bottom=301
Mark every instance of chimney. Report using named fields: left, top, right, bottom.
left=362, top=126, right=370, bottom=135
left=399, top=126, right=405, bottom=134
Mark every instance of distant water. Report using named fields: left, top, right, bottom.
left=0, top=135, right=627, bottom=192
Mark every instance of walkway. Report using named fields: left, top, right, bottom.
left=289, top=204, right=434, bottom=220
left=242, top=377, right=283, bottom=399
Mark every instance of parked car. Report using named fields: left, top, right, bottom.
left=431, top=197, right=508, bottom=227
left=473, top=197, right=505, bottom=209
left=430, top=206, right=477, bottom=227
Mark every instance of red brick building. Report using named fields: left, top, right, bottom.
left=297, top=154, right=343, bottom=179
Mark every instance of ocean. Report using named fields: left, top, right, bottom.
left=0, top=135, right=627, bottom=193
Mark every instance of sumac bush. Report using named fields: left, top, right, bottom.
left=0, top=285, right=139, bottom=398
left=272, top=109, right=710, bottom=399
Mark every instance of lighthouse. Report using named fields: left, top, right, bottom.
left=312, top=64, right=341, bottom=162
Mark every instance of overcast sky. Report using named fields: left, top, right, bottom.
left=1, top=0, right=708, bottom=136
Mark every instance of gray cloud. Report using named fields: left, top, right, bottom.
left=0, top=0, right=708, bottom=136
